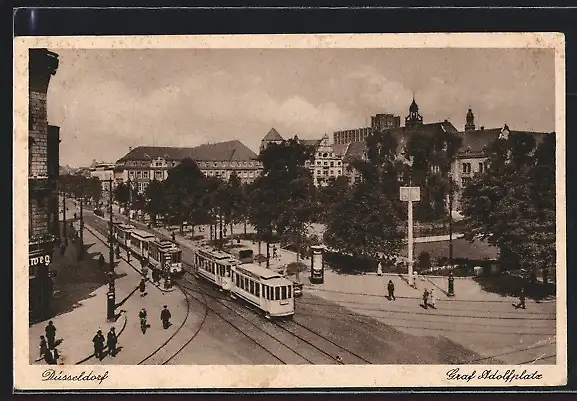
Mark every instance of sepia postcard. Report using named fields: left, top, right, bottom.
left=13, top=33, right=566, bottom=390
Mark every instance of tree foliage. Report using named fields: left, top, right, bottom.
left=324, top=131, right=404, bottom=259
left=460, top=133, right=555, bottom=271
left=60, top=174, right=102, bottom=203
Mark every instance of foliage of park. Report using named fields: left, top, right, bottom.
left=460, top=133, right=555, bottom=272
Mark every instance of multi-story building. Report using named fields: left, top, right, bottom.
left=89, top=162, right=116, bottom=204
left=115, top=140, right=263, bottom=193
left=333, top=113, right=401, bottom=145
left=259, top=130, right=350, bottom=187
left=28, top=48, right=60, bottom=318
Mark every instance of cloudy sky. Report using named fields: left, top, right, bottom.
left=46, top=48, right=555, bottom=167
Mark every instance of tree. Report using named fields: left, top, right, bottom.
left=460, top=133, right=555, bottom=272
left=221, top=173, right=245, bottom=243
left=317, top=175, right=350, bottom=223
left=144, top=179, right=165, bottom=225
left=405, top=130, right=462, bottom=221
left=324, top=181, right=404, bottom=259
left=324, top=131, right=405, bottom=260
left=162, top=158, right=208, bottom=234
left=114, top=182, right=130, bottom=211
left=248, top=137, right=316, bottom=267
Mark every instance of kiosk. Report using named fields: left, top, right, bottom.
left=310, top=245, right=325, bottom=284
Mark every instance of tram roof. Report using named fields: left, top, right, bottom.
left=131, top=229, right=156, bottom=239
left=197, top=248, right=232, bottom=260
left=115, top=223, right=135, bottom=230
left=236, top=263, right=283, bottom=280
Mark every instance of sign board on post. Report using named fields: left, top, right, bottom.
left=400, top=186, right=421, bottom=202
left=400, top=186, right=420, bottom=288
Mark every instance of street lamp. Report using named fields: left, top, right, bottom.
left=103, top=179, right=116, bottom=321
left=77, top=184, right=85, bottom=260
left=448, top=175, right=454, bottom=266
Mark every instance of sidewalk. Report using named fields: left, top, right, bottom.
left=29, top=224, right=188, bottom=365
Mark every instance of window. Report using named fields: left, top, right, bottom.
left=249, top=161, right=254, bottom=167
left=323, top=170, right=328, bottom=176
left=337, top=161, right=341, bottom=166
left=478, top=162, right=485, bottom=173
left=213, top=162, right=218, bottom=167
left=330, top=170, right=334, bottom=175
left=255, top=283, right=260, bottom=297
left=316, top=161, right=321, bottom=166
left=462, top=163, right=472, bottom=174
left=274, top=287, right=280, bottom=301
left=316, top=170, right=321, bottom=175
left=324, top=161, right=328, bottom=166
left=323, top=153, right=328, bottom=157
left=143, top=171, right=149, bottom=178
left=288, top=286, right=292, bottom=298
left=249, top=280, right=254, bottom=294
left=462, top=177, right=472, bottom=186
left=281, top=286, right=287, bottom=300
left=330, top=161, right=334, bottom=167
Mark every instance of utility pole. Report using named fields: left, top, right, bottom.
left=62, top=187, right=67, bottom=239
left=448, top=176, right=454, bottom=266
left=78, top=185, right=84, bottom=260
left=106, top=179, right=116, bottom=321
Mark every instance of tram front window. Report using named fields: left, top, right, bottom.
left=274, top=287, right=280, bottom=301
left=281, top=286, right=287, bottom=300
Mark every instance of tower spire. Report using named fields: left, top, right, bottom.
left=465, top=107, right=476, bottom=131
left=405, top=94, right=423, bottom=128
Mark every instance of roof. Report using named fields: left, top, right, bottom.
left=459, top=126, right=553, bottom=155
left=262, top=128, right=284, bottom=142
left=332, top=143, right=350, bottom=157
left=130, top=229, right=156, bottom=239
left=299, top=139, right=322, bottom=148
left=116, top=140, right=258, bottom=163
left=343, top=141, right=366, bottom=162
left=236, top=263, right=284, bottom=280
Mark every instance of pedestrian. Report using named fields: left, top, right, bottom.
left=139, top=278, right=146, bottom=297
left=377, top=260, right=383, bottom=276
left=127, top=248, right=131, bottom=263
left=516, top=287, right=526, bottom=309
left=139, top=308, right=148, bottom=333
left=98, top=254, right=105, bottom=269
left=106, top=327, right=117, bottom=357
left=44, top=347, right=59, bottom=365
left=273, top=245, right=278, bottom=259
left=39, top=335, right=48, bottom=359
left=172, top=231, right=176, bottom=242
left=160, top=305, right=172, bottom=329
left=115, top=245, right=120, bottom=260
left=51, top=348, right=60, bottom=365
left=422, top=289, right=429, bottom=309
left=387, top=280, right=396, bottom=301
left=45, top=321, right=56, bottom=349
left=92, top=330, right=105, bottom=360
left=448, top=272, right=455, bottom=296
left=429, top=289, right=437, bottom=308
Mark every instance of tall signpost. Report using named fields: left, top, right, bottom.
left=105, top=179, right=116, bottom=321
left=78, top=185, right=84, bottom=260
left=400, top=186, right=420, bottom=287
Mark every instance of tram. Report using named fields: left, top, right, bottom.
left=114, top=223, right=136, bottom=249
left=129, top=229, right=156, bottom=260
left=227, top=247, right=254, bottom=264
left=232, top=263, right=295, bottom=319
left=194, top=247, right=295, bottom=318
left=148, top=239, right=184, bottom=276
left=194, top=248, right=237, bottom=291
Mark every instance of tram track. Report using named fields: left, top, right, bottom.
left=177, top=278, right=311, bottom=364
left=84, top=218, right=210, bottom=365
left=178, top=270, right=369, bottom=365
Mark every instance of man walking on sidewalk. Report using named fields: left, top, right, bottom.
left=39, top=335, right=49, bottom=360
left=139, top=278, right=147, bottom=297
left=387, top=280, right=396, bottom=301
left=516, top=287, right=526, bottom=309
left=422, top=289, right=430, bottom=310
left=92, top=330, right=105, bottom=360
left=107, top=327, right=117, bottom=357
left=45, top=321, right=57, bottom=349
left=161, top=305, right=172, bottom=329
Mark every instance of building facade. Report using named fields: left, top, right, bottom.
left=89, top=162, right=116, bottom=204
left=333, top=113, right=401, bottom=145
left=28, top=48, right=60, bottom=318
left=115, top=140, right=263, bottom=193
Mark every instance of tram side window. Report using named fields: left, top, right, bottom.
left=281, top=286, right=287, bottom=300
left=249, top=280, right=254, bottom=295
left=226, top=265, right=231, bottom=277
left=275, top=287, right=280, bottom=301
left=255, top=283, right=260, bottom=297
left=265, top=286, right=269, bottom=300
left=288, top=285, right=292, bottom=298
